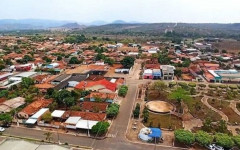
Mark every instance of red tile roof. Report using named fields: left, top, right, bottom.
left=81, top=102, right=108, bottom=112
left=65, top=111, right=106, bottom=121
left=20, top=98, right=53, bottom=115
left=145, top=64, right=160, bottom=69
left=75, top=79, right=117, bottom=92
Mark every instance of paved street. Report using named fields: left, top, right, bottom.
left=4, top=62, right=183, bottom=150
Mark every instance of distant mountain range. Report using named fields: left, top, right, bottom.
left=0, top=19, right=240, bottom=40
left=0, top=19, right=144, bottom=31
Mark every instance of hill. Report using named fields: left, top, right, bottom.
left=82, top=23, right=240, bottom=39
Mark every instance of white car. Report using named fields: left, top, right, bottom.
left=0, top=127, right=5, bottom=132
left=207, top=144, right=224, bottom=150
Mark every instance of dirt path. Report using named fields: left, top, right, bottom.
left=201, top=97, right=229, bottom=122
left=230, top=101, right=240, bottom=116
left=182, top=119, right=202, bottom=131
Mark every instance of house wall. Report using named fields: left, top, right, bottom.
left=143, top=74, right=153, bottom=79
left=98, top=89, right=115, bottom=93
left=18, top=112, right=29, bottom=119
left=86, top=85, right=105, bottom=91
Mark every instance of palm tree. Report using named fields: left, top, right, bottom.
left=44, top=132, right=53, bottom=142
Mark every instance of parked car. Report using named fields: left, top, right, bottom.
left=207, top=144, right=224, bottom=150
left=0, top=127, right=5, bottom=132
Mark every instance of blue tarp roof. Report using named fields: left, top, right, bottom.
left=148, top=128, right=162, bottom=138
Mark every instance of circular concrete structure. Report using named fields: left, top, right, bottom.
left=146, top=101, right=174, bottom=114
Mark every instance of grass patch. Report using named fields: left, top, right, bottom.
left=208, top=99, right=240, bottom=124
left=144, top=112, right=182, bottom=130
left=185, top=97, right=222, bottom=122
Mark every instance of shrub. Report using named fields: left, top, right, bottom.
left=237, top=84, right=240, bottom=89
left=229, top=85, right=238, bottom=90
left=188, top=83, right=196, bottom=87
left=209, top=84, right=218, bottom=89
left=0, top=90, right=8, bottom=98
left=133, top=103, right=140, bottom=118
left=178, top=82, right=188, bottom=87
left=178, top=82, right=189, bottom=90
left=174, top=129, right=195, bottom=145
left=198, top=84, right=206, bottom=88
left=195, top=130, right=213, bottom=146
left=219, top=84, right=228, bottom=89
left=215, top=133, right=234, bottom=149
left=169, top=82, right=177, bottom=88
left=41, top=112, right=53, bottom=123
left=233, top=135, right=240, bottom=148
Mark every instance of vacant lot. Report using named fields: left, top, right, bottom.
left=213, top=39, right=240, bottom=53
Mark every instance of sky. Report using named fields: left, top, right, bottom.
left=0, top=0, right=240, bottom=23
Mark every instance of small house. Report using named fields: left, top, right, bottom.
left=143, top=69, right=153, bottom=79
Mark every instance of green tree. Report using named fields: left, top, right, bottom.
left=151, top=81, right=167, bottom=96
left=174, top=68, right=182, bottom=78
left=195, top=130, right=213, bottom=146
left=95, top=53, right=105, bottom=61
left=169, top=87, right=191, bottom=104
left=158, top=52, right=170, bottom=64
left=222, top=49, right=227, bottom=53
left=0, top=90, right=8, bottom=98
left=104, top=57, right=114, bottom=66
left=0, top=64, right=5, bottom=71
left=202, top=117, right=213, bottom=132
left=91, top=121, right=110, bottom=135
left=182, top=59, right=191, bottom=67
left=5, top=59, right=13, bottom=65
left=215, top=133, right=234, bottom=149
left=21, top=77, right=34, bottom=88
left=49, top=102, right=58, bottom=112
left=133, top=103, right=140, bottom=118
left=57, top=56, right=62, bottom=61
left=0, top=113, right=12, bottom=125
left=46, top=88, right=55, bottom=97
left=216, top=120, right=228, bottom=133
left=233, top=135, right=240, bottom=148
left=23, top=55, right=34, bottom=62
left=106, top=103, right=120, bottom=118
left=118, top=85, right=128, bottom=97
left=64, top=97, right=76, bottom=107
left=55, top=90, right=72, bottom=105
left=142, top=106, right=149, bottom=123
left=64, top=35, right=86, bottom=44
left=174, top=129, right=195, bottom=145
left=69, top=57, right=80, bottom=64
left=42, top=112, right=53, bottom=123
left=42, top=56, right=52, bottom=63
left=70, top=105, right=81, bottom=111
left=120, top=56, right=135, bottom=69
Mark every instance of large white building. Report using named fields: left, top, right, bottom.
left=160, top=65, right=175, bottom=80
